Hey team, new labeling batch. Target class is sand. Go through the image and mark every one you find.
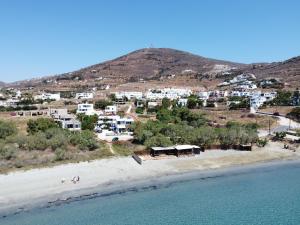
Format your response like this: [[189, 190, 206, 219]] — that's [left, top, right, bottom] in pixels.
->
[[0, 142, 299, 215]]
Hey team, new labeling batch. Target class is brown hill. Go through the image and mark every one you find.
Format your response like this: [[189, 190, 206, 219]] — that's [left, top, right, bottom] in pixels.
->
[[244, 56, 300, 85], [6, 48, 300, 88], [64, 48, 243, 81]]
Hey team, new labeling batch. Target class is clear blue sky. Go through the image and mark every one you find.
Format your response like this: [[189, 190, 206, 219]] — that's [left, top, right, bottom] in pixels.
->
[[0, 0, 300, 82]]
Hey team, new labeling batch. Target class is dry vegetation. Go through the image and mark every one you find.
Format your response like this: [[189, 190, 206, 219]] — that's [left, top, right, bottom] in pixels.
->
[[195, 108, 278, 129]]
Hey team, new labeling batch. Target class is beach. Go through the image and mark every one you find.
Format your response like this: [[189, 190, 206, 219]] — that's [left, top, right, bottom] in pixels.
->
[[0, 142, 299, 216]]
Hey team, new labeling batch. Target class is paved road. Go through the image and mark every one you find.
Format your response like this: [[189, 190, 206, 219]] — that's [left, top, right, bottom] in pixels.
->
[[256, 111, 300, 136]]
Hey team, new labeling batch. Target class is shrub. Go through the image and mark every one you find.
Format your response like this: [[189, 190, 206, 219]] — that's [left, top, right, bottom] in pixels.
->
[[5, 134, 28, 149], [77, 114, 98, 130], [0, 120, 17, 139], [257, 138, 268, 147], [144, 134, 172, 148], [94, 100, 112, 110], [54, 148, 66, 161], [0, 144, 18, 160], [274, 132, 286, 141], [27, 132, 48, 151], [27, 118, 58, 134], [69, 130, 99, 151], [135, 107, 144, 114]]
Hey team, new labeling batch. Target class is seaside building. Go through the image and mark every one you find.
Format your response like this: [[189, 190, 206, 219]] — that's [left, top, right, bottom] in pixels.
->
[[150, 145, 201, 157]]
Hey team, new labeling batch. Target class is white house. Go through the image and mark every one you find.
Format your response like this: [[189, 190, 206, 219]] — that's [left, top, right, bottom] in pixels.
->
[[105, 105, 117, 115], [115, 91, 143, 100], [146, 88, 192, 100], [76, 103, 95, 115], [75, 92, 94, 99], [177, 98, 188, 107], [198, 91, 209, 100], [57, 114, 81, 131], [34, 93, 60, 101], [95, 115, 134, 134]]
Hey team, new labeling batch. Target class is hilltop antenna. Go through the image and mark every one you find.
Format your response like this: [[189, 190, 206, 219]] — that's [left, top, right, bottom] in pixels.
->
[[149, 44, 154, 48]]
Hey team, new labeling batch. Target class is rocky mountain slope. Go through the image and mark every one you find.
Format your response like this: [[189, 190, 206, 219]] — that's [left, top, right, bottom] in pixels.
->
[[6, 48, 300, 88]]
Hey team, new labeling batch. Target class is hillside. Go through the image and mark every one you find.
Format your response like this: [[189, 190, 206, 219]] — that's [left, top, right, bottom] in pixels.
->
[[6, 48, 300, 88], [63, 48, 243, 81], [244, 56, 300, 85]]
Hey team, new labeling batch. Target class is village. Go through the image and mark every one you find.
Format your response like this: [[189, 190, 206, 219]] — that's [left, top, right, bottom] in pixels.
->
[[0, 71, 300, 169]]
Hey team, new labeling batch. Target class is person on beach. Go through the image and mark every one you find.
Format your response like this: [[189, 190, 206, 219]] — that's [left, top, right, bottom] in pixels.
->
[[72, 176, 77, 184]]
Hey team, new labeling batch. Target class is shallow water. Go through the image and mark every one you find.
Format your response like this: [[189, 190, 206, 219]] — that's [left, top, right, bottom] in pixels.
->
[[2, 162, 300, 225]]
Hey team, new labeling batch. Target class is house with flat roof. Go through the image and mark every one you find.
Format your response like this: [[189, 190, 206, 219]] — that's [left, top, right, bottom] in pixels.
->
[[150, 145, 201, 157], [95, 115, 134, 134], [76, 103, 95, 115], [75, 92, 94, 99], [105, 105, 117, 115]]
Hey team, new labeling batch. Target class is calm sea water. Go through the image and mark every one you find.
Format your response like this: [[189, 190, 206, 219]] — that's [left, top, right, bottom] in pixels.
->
[[2, 162, 300, 225]]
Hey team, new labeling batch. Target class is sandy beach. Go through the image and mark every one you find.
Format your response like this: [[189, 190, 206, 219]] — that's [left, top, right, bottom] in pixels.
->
[[0, 142, 299, 215]]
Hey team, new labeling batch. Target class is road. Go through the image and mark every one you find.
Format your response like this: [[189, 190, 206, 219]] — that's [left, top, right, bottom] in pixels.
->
[[256, 111, 300, 136]]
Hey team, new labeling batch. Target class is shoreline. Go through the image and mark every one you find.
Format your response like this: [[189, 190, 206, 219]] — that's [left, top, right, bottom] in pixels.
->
[[1, 153, 300, 218]]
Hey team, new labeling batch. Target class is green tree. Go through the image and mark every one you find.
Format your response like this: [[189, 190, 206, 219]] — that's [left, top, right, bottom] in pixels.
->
[[161, 98, 171, 109], [77, 114, 98, 130], [144, 134, 172, 148], [94, 100, 112, 110]]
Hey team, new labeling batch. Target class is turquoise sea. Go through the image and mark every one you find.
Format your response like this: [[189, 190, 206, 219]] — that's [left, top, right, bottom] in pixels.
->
[[1, 162, 300, 225]]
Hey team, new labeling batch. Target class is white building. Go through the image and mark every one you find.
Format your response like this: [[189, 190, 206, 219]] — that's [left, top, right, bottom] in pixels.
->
[[58, 114, 81, 131], [95, 115, 134, 134], [75, 92, 94, 99], [198, 91, 209, 100], [115, 91, 143, 100], [105, 105, 117, 115], [250, 91, 277, 112], [177, 98, 188, 107], [15, 90, 22, 98], [76, 103, 95, 115], [146, 88, 192, 100], [34, 93, 60, 101]]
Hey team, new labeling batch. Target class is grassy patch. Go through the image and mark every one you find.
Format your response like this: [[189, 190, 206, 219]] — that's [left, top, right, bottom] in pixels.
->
[[112, 142, 145, 156]]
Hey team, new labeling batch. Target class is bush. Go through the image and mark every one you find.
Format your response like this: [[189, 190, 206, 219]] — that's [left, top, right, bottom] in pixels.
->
[[77, 114, 98, 130], [135, 107, 144, 114], [27, 118, 58, 134], [274, 132, 286, 141], [94, 100, 112, 110], [48, 133, 68, 150], [0, 120, 17, 139], [5, 134, 28, 149], [0, 144, 18, 160], [27, 132, 48, 151], [69, 130, 99, 151], [144, 134, 173, 148], [257, 138, 268, 147], [54, 148, 66, 161]]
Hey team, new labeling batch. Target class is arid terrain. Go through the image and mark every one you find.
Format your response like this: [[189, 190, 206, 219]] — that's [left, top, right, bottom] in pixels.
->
[[2, 48, 300, 90]]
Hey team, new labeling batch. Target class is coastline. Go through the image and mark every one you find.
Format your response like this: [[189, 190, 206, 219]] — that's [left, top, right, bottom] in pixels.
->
[[0, 145, 299, 217]]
